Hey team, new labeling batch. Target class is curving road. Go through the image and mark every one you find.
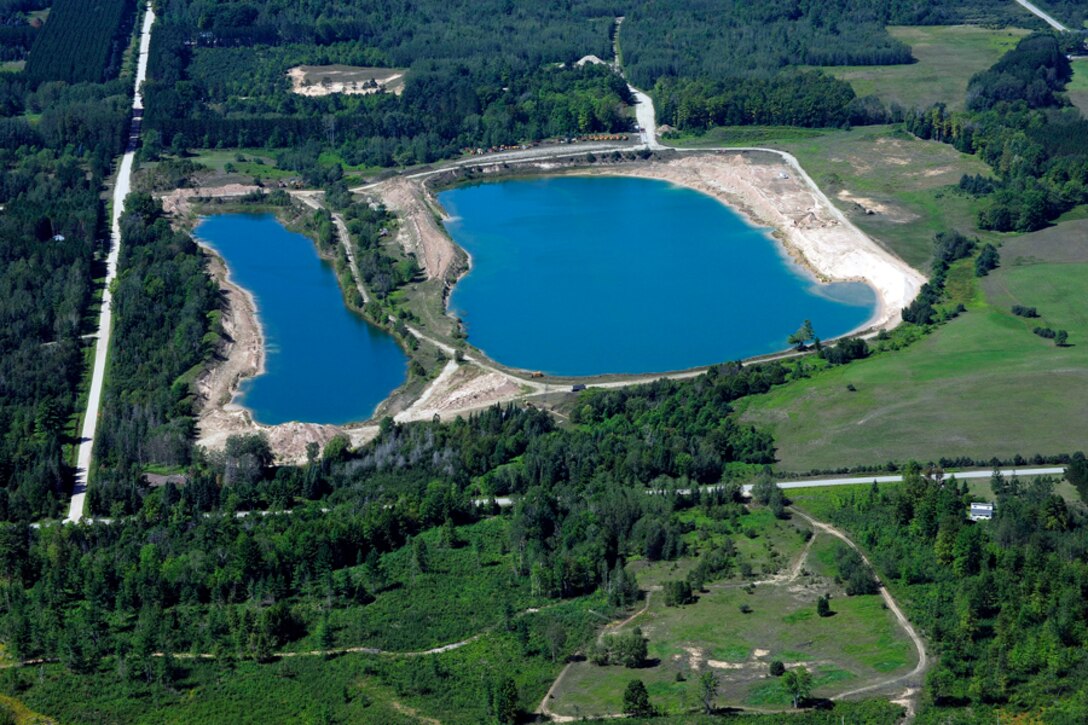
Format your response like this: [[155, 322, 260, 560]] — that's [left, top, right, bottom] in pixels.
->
[[67, 5, 156, 523], [1014, 0, 1068, 31]]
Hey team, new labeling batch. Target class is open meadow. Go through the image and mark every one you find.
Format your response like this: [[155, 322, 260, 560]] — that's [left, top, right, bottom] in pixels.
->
[[1068, 58, 1088, 115], [811, 26, 1029, 112], [738, 221, 1088, 471]]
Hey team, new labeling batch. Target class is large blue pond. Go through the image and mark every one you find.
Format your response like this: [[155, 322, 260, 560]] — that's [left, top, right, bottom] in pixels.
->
[[196, 214, 407, 425], [441, 176, 876, 376]]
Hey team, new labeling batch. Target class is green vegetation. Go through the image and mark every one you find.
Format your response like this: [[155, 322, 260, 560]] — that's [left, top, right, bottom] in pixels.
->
[[799, 465, 1088, 721], [907, 33, 1088, 232], [551, 515, 914, 717], [89, 194, 219, 515], [24, 0, 136, 85], [813, 25, 1030, 112], [740, 240, 1088, 470], [1067, 59, 1088, 115]]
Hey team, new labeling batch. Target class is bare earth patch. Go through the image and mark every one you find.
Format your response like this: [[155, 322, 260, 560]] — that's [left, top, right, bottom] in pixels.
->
[[836, 190, 919, 224], [287, 65, 406, 97], [160, 184, 261, 217]]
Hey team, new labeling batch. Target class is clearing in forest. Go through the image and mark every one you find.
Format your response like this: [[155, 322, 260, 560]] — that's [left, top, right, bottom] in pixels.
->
[[813, 25, 1030, 112], [549, 508, 916, 717], [739, 221, 1088, 472], [287, 64, 407, 96], [1067, 58, 1088, 116]]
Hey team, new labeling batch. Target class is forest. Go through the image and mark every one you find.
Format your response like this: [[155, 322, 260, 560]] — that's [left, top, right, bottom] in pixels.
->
[[23, 0, 136, 85], [905, 33, 1088, 232], [815, 467, 1088, 722], [89, 194, 219, 516], [138, 0, 1054, 162], [0, 2, 138, 522]]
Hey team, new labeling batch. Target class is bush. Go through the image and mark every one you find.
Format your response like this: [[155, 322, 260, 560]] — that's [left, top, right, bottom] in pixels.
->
[[1012, 305, 1039, 318], [664, 580, 695, 607], [770, 660, 786, 676]]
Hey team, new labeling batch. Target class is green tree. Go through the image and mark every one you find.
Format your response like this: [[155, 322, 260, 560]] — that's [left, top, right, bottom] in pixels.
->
[[1067, 452, 1088, 503], [698, 670, 719, 713], [413, 537, 430, 574], [494, 677, 519, 725], [816, 594, 832, 617], [623, 679, 654, 717], [787, 319, 815, 350], [783, 667, 813, 708], [1055, 330, 1068, 346]]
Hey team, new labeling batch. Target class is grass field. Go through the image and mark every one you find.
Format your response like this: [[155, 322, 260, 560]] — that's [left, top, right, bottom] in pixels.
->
[[811, 26, 1029, 112], [1067, 58, 1088, 115], [550, 511, 915, 718], [739, 221, 1088, 471]]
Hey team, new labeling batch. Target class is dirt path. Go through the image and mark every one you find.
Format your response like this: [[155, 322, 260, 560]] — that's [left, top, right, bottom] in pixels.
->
[[537, 592, 654, 721], [789, 507, 928, 716], [539, 507, 925, 721]]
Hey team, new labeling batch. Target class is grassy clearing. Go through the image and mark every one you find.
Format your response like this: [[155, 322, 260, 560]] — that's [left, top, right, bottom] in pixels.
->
[[0, 693, 53, 725], [772, 125, 998, 270], [0, 61, 25, 73], [1066, 58, 1088, 117], [632, 505, 809, 589], [738, 229, 1088, 471], [811, 26, 1029, 112], [551, 550, 914, 717]]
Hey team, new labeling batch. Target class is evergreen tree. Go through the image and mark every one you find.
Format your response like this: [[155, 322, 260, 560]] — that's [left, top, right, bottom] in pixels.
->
[[623, 679, 654, 717]]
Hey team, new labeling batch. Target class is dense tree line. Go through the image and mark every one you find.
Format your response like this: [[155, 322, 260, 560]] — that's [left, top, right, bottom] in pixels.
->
[[0, 347, 788, 669], [653, 72, 876, 131], [823, 466, 1088, 720], [24, 0, 136, 85], [907, 34, 1088, 232], [140, 0, 1052, 161], [0, 3, 137, 522], [90, 194, 219, 514]]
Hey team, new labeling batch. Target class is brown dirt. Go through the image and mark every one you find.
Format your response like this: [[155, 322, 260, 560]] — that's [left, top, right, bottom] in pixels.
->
[[160, 184, 261, 217], [287, 65, 406, 97]]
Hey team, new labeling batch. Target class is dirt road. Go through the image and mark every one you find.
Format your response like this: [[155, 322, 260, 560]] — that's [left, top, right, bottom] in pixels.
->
[[67, 5, 156, 523]]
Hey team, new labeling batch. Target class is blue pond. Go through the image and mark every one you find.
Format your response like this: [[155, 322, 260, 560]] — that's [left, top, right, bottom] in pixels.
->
[[196, 214, 407, 425], [441, 176, 876, 376]]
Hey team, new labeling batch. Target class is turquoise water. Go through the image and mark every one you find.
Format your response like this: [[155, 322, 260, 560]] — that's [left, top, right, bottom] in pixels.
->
[[196, 214, 407, 425], [441, 176, 876, 376]]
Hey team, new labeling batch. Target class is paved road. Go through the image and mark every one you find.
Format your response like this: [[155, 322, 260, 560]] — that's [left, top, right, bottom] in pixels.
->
[[1015, 0, 1068, 31], [67, 6, 156, 523], [484, 467, 1066, 507]]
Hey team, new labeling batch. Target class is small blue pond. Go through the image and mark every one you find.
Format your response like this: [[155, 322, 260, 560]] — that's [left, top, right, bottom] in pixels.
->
[[441, 176, 876, 376], [196, 213, 407, 425]]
